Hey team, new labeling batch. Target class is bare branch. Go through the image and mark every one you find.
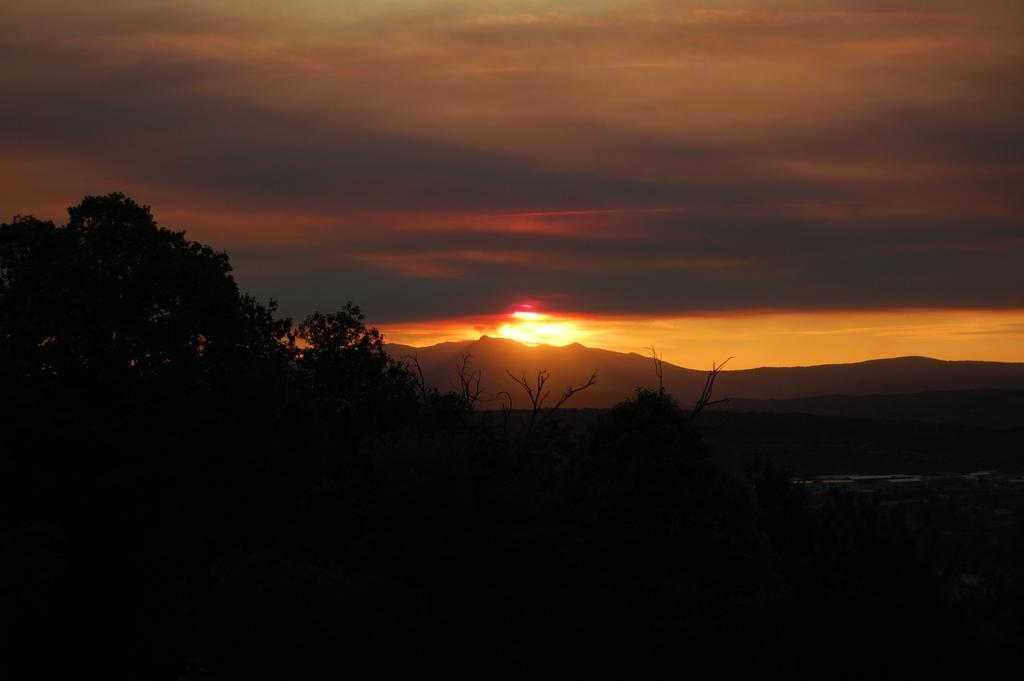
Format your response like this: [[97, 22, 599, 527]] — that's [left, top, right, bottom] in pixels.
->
[[453, 352, 484, 410], [403, 353, 430, 404], [506, 368, 544, 433], [506, 367, 598, 436], [648, 345, 664, 395], [494, 390, 513, 428], [505, 369, 538, 408], [538, 370, 598, 426], [691, 356, 733, 421]]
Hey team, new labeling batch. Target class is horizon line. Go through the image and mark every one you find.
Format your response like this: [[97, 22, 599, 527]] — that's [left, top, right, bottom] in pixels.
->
[[382, 335, 1023, 372]]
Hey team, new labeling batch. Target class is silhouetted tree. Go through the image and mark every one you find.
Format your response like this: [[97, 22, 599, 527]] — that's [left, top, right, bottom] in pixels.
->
[[566, 388, 777, 675], [0, 194, 257, 394], [292, 305, 418, 433], [1, 193, 296, 680]]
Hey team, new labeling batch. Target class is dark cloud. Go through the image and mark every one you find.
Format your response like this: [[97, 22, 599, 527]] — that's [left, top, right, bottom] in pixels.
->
[[1, 0, 1021, 322]]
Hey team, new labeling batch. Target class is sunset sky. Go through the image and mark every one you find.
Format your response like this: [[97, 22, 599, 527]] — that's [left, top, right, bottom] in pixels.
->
[[2, 1, 1022, 368]]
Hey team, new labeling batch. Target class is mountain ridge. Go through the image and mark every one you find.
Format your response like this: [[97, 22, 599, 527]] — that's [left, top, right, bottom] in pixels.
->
[[385, 336, 1024, 409]]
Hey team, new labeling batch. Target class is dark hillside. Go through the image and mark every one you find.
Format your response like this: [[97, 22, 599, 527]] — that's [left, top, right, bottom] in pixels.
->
[[388, 339, 1024, 407]]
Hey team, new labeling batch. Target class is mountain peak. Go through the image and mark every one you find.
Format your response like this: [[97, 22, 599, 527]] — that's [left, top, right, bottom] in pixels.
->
[[473, 335, 589, 351], [475, 334, 519, 345], [384, 340, 1024, 407]]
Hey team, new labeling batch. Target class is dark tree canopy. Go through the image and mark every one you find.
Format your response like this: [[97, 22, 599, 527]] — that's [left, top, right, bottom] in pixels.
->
[[292, 305, 419, 430], [0, 193, 254, 391]]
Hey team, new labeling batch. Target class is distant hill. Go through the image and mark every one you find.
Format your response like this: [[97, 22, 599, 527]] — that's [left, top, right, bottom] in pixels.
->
[[385, 336, 1024, 410], [711, 390, 1024, 430]]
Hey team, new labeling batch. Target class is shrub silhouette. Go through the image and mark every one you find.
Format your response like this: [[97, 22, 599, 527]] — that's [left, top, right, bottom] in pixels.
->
[[565, 389, 777, 675]]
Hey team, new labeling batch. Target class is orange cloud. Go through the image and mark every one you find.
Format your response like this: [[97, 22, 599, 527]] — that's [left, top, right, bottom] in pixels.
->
[[2, 1, 1022, 331]]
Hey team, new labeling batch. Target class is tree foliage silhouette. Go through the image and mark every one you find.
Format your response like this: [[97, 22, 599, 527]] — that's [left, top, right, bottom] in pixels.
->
[[291, 305, 418, 431], [0, 193, 263, 394]]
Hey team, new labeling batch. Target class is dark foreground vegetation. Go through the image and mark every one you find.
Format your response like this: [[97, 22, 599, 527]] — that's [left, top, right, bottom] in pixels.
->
[[3, 194, 1023, 679]]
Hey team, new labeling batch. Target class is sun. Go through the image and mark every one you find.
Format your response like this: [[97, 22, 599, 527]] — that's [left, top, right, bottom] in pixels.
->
[[495, 306, 587, 346]]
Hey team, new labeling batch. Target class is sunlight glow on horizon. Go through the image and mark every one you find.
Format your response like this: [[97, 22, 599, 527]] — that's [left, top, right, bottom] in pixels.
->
[[494, 307, 590, 347], [381, 308, 1024, 370]]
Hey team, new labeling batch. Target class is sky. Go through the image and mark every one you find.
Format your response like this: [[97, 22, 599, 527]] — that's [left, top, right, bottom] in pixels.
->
[[1, 1, 1022, 368]]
